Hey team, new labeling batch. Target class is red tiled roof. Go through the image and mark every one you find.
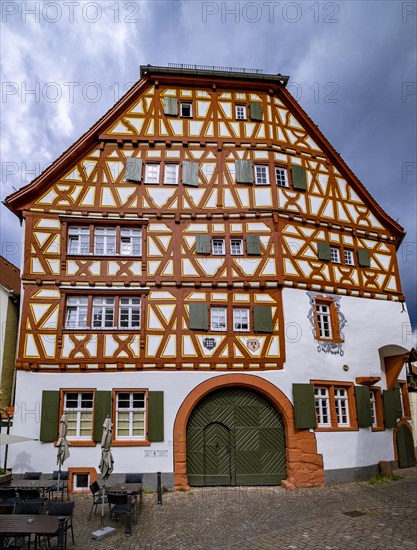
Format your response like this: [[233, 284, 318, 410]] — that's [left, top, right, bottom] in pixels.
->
[[0, 256, 21, 295]]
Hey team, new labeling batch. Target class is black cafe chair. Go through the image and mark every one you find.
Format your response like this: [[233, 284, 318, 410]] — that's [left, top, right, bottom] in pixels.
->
[[107, 492, 137, 523], [49, 471, 70, 501], [47, 501, 75, 547], [88, 481, 108, 519], [23, 472, 42, 480], [0, 487, 18, 513]]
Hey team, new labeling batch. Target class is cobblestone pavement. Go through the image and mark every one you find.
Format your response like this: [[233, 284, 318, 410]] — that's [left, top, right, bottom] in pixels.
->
[[19, 467, 417, 549]]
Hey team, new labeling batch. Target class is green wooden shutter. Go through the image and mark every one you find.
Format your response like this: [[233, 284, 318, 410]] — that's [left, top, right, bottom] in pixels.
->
[[195, 234, 210, 255], [253, 306, 273, 333], [291, 165, 307, 190], [249, 102, 263, 121], [163, 97, 178, 116], [396, 424, 416, 468], [357, 248, 371, 267], [317, 242, 331, 261], [383, 388, 402, 428], [189, 303, 208, 331], [355, 386, 372, 428], [125, 158, 142, 182], [93, 391, 112, 442], [246, 234, 261, 255], [182, 161, 199, 187], [148, 391, 164, 442], [40, 390, 60, 442], [293, 384, 316, 429], [235, 160, 254, 184]]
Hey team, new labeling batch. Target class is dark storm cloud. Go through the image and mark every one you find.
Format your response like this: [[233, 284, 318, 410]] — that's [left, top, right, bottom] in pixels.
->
[[1, 0, 416, 333]]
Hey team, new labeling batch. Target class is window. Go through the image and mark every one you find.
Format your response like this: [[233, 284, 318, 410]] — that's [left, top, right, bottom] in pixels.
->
[[212, 238, 225, 255], [64, 391, 93, 439], [163, 164, 179, 185], [115, 392, 146, 440], [233, 308, 249, 331], [92, 297, 115, 328], [68, 226, 90, 255], [314, 387, 330, 427], [211, 307, 227, 331], [230, 238, 243, 256], [145, 164, 160, 184], [330, 247, 340, 263], [369, 388, 384, 429], [236, 105, 246, 120], [180, 102, 192, 117], [255, 165, 269, 185], [398, 380, 411, 419], [94, 227, 116, 255], [275, 167, 288, 187], [120, 228, 142, 256], [344, 249, 355, 266], [314, 383, 355, 429], [65, 297, 88, 328], [119, 298, 141, 329], [315, 302, 332, 339]]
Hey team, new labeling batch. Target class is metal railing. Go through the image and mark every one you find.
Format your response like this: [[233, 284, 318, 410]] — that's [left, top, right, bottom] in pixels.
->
[[168, 63, 263, 74]]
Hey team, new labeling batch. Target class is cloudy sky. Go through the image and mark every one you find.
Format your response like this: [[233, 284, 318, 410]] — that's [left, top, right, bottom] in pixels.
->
[[1, 0, 416, 330]]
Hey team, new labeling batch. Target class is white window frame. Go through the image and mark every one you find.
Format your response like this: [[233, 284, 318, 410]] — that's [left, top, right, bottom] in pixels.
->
[[370, 391, 377, 428], [230, 238, 243, 256], [344, 249, 355, 266], [330, 246, 341, 263], [64, 391, 94, 440], [120, 228, 142, 256], [68, 226, 90, 255], [255, 165, 269, 185], [94, 227, 116, 255], [315, 303, 332, 339], [233, 308, 250, 332], [235, 105, 247, 120], [212, 238, 226, 256], [92, 297, 115, 329], [180, 102, 192, 118], [119, 297, 141, 329], [65, 296, 88, 329], [163, 164, 179, 185], [211, 307, 227, 331], [115, 392, 146, 440], [334, 387, 350, 426], [314, 387, 331, 427], [145, 163, 160, 184], [275, 167, 288, 187]]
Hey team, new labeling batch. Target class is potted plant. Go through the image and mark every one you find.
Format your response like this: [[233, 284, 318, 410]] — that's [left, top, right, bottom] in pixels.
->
[[0, 467, 12, 484]]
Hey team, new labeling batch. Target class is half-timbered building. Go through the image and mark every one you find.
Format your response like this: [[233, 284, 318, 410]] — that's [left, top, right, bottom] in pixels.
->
[[5, 65, 415, 490]]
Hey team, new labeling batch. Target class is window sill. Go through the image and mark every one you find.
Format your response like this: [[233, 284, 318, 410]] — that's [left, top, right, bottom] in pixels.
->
[[315, 426, 358, 432], [315, 337, 344, 344], [371, 426, 385, 432], [112, 439, 150, 447], [64, 327, 140, 332], [65, 440, 96, 447]]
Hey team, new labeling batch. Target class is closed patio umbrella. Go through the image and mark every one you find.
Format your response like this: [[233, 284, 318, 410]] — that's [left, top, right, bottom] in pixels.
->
[[55, 414, 70, 495], [98, 416, 114, 525]]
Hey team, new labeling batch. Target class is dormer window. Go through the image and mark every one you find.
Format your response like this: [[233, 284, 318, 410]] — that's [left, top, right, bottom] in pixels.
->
[[180, 102, 192, 118]]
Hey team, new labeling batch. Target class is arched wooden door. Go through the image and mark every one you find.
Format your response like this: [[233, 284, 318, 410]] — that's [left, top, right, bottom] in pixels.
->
[[186, 387, 286, 486]]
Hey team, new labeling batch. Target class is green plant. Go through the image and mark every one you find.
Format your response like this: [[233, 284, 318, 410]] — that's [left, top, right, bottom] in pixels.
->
[[366, 474, 402, 486]]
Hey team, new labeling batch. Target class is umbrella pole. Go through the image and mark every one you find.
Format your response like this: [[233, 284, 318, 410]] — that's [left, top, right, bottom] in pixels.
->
[[57, 464, 61, 501], [101, 481, 105, 529]]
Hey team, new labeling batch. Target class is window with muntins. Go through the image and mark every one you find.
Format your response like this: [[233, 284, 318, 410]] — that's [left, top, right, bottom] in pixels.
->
[[230, 238, 243, 256], [68, 227, 90, 254], [115, 392, 146, 440], [119, 298, 141, 329], [92, 297, 115, 328], [94, 227, 116, 255], [255, 165, 269, 185], [120, 228, 142, 256], [163, 164, 179, 185], [211, 307, 227, 331], [330, 247, 340, 263], [314, 387, 331, 427], [233, 308, 250, 331], [145, 164, 160, 184], [315, 302, 332, 339], [64, 391, 93, 439], [236, 105, 247, 120], [344, 249, 355, 266], [275, 167, 288, 187], [334, 388, 350, 426], [212, 238, 226, 255], [314, 383, 354, 429], [65, 297, 88, 328]]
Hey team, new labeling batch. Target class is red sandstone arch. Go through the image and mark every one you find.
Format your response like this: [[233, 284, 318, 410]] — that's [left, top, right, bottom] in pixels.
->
[[173, 374, 324, 489]]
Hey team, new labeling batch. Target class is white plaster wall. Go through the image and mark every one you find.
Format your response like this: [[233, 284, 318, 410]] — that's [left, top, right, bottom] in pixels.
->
[[6, 289, 413, 475]]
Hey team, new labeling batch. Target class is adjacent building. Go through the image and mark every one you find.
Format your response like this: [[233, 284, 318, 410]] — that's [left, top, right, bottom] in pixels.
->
[[4, 65, 415, 489]]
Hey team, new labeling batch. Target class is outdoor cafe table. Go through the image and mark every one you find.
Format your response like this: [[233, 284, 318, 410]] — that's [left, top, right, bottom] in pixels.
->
[[0, 514, 66, 549], [7, 479, 58, 491], [107, 482, 142, 495]]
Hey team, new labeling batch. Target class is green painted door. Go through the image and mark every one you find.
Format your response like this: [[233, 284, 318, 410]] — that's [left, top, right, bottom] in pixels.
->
[[397, 424, 416, 468], [186, 388, 286, 486]]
